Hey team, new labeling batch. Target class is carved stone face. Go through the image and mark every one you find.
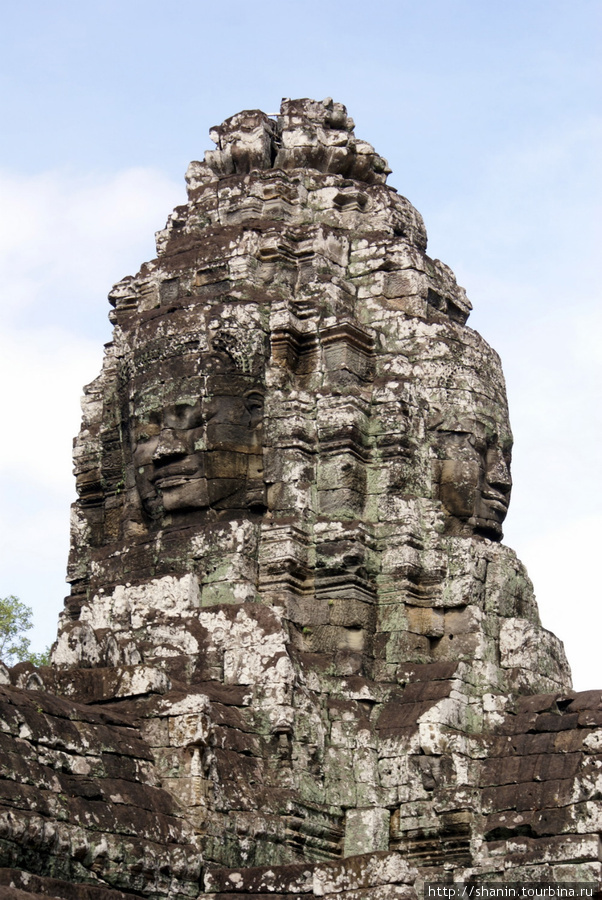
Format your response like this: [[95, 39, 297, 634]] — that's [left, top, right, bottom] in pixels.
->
[[133, 398, 208, 515], [431, 416, 512, 539], [131, 380, 265, 520]]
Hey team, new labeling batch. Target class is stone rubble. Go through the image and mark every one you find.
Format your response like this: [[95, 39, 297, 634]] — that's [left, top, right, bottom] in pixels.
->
[[0, 98, 599, 898]]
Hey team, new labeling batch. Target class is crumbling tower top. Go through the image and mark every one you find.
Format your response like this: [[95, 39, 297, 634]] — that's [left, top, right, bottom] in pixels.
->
[[202, 97, 392, 184]]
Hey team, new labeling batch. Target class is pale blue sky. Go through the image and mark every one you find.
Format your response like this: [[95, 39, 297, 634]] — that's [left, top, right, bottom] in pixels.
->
[[1, 0, 600, 686]]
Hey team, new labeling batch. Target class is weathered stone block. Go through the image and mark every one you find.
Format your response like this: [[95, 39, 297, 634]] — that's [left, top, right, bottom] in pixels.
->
[[406, 607, 444, 637], [329, 598, 374, 629], [287, 596, 331, 626]]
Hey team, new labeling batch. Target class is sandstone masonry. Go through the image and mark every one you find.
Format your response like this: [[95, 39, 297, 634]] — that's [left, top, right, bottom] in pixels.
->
[[0, 99, 598, 899]]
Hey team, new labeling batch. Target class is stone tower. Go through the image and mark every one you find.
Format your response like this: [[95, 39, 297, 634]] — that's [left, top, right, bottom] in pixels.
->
[[1, 100, 600, 899], [56, 98, 568, 700]]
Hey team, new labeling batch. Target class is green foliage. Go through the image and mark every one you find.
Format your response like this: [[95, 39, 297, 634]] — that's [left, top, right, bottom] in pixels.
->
[[0, 595, 50, 667], [26, 648, 51, 667]]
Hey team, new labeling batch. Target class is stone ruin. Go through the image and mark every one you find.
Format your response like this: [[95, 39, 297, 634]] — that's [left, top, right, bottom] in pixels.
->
[[1, 98, 601, 900]]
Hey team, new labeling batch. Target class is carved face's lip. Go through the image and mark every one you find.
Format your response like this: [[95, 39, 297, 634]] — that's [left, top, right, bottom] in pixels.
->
[[483, 490, 508, 505], [150, 464, 200, 489], [481, 491, 509, 515], [153, 474, 191, 490]]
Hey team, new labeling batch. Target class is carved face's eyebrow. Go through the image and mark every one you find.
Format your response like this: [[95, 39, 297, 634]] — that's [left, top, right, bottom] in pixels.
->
[[437, 428, 472, 435]]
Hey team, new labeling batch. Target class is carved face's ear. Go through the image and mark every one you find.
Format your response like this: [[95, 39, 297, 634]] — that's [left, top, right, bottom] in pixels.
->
[[244, 390, 264, 426], [435, 459, 481, 519]]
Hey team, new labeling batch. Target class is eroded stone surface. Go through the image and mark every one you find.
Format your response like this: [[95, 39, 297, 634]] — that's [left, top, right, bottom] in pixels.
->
[[0, 684, 201, 897], [0, 98, 597, 897]]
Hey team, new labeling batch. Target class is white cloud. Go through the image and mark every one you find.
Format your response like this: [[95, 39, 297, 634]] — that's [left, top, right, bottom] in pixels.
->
[[0, 165, 184, 327], [0, 165, 183, 652], [0, 501, 71, 652], [0, 325, 100, 491], [502, 302, 602, 693], [515, 515, 602, 692]]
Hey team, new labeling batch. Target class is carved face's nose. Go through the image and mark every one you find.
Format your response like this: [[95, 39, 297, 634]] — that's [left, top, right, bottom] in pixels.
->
[[153, 429, 187, 462], [486, 448, 512, 492]]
